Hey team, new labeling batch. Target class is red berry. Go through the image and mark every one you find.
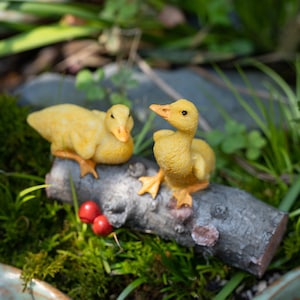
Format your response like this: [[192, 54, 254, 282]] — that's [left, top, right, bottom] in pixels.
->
[[92, 215, 113, 236], [78, 201, 101, 224]]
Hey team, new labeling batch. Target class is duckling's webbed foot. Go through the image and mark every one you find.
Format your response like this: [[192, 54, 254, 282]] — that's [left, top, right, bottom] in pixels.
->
[[53, 150, 99, 179], [173, 189, 192, 208], [138, 169, 164, 199], [173, 180, 209, 208]]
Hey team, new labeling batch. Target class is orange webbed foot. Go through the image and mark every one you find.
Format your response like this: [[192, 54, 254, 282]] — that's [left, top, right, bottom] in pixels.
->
[[173, 189, 193, 208], [78, 158, 98, 178], [53, 150, 99, 179], [173, 180, 209, 208], [138, 169, 164, 198]]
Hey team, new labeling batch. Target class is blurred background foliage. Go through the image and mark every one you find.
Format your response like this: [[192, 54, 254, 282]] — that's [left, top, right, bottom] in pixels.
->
[[0, 0, 299, 64]]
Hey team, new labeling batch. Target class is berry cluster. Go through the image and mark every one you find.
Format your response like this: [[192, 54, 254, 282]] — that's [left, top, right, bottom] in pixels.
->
[[78, 201, 113, 236]]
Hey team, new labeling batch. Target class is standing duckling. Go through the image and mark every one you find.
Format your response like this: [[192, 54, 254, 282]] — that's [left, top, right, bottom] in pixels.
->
[[138, 99, 215, 208], [27, 103, 134, 178]]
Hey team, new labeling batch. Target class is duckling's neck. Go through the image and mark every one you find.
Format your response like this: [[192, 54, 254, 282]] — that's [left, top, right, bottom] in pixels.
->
[[169, 130, 195, 157], [157, 130, 194, 176], [175, 129, 195, 142]]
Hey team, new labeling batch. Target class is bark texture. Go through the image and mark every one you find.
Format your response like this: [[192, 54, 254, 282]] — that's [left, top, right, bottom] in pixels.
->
[[46, 157, 288, 277]]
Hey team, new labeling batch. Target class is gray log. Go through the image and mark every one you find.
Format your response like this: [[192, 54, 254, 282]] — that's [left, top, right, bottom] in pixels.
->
[[45, 157, 288, 277]]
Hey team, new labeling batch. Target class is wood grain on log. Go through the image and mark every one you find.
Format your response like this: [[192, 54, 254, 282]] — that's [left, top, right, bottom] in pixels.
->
[[45, 157, 288, 277]]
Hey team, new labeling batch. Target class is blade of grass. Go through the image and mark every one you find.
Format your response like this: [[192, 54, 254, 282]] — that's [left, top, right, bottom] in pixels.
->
[[117, 277, 147, 300], [213, 272, 246, 300], [249, 158, 283, 179], [0, 170, 45, 183], [251, 60, 299, 120], [0, 25, 99, 57], [0, 182, 13, 202], [4, 1, 101, 21], [17, 183, 50, 209], [279, 175, 300, 212], [236, 64, 270, 124], [289, 208, 300, 218], [133, 112, 155, 155], [69, 175, 80, 223], [18, 184, 50, 200], [214, 65, 268, 135], [279, 147, 294, 174], [198, 84, 233, 123], [235, 64, 288, 149], [296, 56, 300, 100], [0, 20, 36, 32], [233, 65, 288, 169]]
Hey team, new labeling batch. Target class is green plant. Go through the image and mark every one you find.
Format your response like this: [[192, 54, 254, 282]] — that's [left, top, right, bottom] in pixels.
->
[[75, 66, 138, 107], [111, 233, 228, 299], [0, 0, 298, 63], [233, 0, 300, 53], [0, 0, 147, 57], [0, 1, 101, 56], [176, 0, 253, 56], [0, 183, 48, 217], [205, 119, 266, 169], [75, 68, 106, 101], [0, 171, 116, 298], [283, 214, 300, 260], [100, 0, 141, 26], [207, 61, 300, 189]]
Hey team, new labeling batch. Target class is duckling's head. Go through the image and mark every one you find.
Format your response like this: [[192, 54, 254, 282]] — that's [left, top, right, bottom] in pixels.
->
[[105, 104, 134, 142], [150, 99, 199, 133]]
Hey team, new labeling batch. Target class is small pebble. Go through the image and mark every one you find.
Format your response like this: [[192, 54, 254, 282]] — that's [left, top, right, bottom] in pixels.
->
[[256, 280, 267, 294], [127, 162, 146, 178]]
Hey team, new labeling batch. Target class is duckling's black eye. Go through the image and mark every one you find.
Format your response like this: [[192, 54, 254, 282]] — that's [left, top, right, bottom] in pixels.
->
[[181, 110, 188, 116], [110, 113, 115, 119]]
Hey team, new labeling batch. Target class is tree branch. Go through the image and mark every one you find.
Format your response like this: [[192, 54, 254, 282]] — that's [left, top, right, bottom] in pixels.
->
[[45, 157, 288, 277]]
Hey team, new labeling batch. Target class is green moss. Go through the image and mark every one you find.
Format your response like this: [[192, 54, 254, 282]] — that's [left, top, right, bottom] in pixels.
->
[[0, 94, 50, 176]]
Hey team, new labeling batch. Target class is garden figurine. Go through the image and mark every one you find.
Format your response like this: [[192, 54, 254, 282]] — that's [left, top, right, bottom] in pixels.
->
[[138, 99, 215, 208], [27, 103, 134, 178]]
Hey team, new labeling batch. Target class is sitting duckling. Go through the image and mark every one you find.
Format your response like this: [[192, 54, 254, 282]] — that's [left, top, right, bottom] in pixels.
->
[[27, 103, 134, 178], [138, 99, 215, 208]]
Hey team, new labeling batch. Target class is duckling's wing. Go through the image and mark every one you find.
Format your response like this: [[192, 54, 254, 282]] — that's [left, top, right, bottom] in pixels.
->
[[28, 104, 104, 157], [67, 131, 98, 159], [64, 110, 106, 158], [191, 138, 215, 180], [27, 104, 78, 140], [92, 110, 106, 122], [27, 104, 93, 138], [153, 129, 174, 142]]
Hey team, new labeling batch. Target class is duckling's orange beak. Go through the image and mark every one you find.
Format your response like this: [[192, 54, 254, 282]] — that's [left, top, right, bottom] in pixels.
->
[[115, 126, 130, 142], [149, 104, 171, 120]]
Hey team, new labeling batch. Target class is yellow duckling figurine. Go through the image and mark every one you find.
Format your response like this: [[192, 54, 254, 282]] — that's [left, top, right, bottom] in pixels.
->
[[27, 103, 134, 178], [138, 99, 215, 208]]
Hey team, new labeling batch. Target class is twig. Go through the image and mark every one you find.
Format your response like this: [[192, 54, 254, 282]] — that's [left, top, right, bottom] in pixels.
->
[[234, 156, 292, 184], [133, 53, 212, 132], [190, 66, 288, 104], [55, 41, 102, 71]]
